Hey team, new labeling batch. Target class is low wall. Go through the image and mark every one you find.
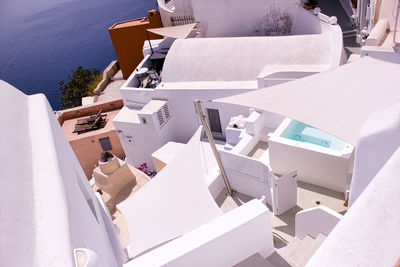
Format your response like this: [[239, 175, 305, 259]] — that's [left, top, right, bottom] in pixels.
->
[[268, 119, 353, 193], [56, 99, 124, 125], [126, 199, 274, 266], [93, 60, 120, 97], [295, 206, 343, 239]]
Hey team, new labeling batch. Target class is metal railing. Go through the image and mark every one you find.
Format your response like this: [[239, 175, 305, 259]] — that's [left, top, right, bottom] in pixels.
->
[[170, 15, 196, 26]]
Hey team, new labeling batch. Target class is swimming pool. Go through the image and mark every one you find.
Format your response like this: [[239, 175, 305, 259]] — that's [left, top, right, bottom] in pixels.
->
[[268, 118, 354, 193], [281, 120, 346, 151]]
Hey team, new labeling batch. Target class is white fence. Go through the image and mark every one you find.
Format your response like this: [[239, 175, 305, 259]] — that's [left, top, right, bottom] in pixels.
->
[[218, 149, 274, 204]]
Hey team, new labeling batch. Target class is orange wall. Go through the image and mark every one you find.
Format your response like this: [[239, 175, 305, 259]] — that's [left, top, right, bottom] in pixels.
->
[[69, 129, 125, 179], [108, 10, 163, 79], [58, 99, 126, 179]]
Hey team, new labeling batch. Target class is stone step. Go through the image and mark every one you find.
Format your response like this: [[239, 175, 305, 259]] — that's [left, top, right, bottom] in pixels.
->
[[288, 234, 326, 267], [235, 233, 326, 266], [234, 251, 291, 267]]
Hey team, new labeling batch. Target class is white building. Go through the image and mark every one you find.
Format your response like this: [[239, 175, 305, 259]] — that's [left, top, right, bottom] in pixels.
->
[[3, 50, 400, 265], [114, 1, 346, 170], [3, 0, 400, 266]]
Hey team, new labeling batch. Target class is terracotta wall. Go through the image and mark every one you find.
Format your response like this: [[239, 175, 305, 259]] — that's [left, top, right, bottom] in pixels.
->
[[57, 99, 125, 179], [108, 10, 163, 79], [69, 129, 125, 179]]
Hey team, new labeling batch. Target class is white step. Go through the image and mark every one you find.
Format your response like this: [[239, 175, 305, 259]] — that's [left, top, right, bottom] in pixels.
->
[[234, 251, 291, 267], [236, 233, 326, 266], [288, 234, 326, 267]]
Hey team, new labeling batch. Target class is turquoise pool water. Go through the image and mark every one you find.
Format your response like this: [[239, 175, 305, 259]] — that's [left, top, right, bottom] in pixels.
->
[[281, 120, 346, 151]]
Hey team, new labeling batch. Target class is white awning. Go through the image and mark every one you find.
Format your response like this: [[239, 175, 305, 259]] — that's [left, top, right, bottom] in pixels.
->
[[214, 56, 400, 145], [118, 126, 222, 257], [147, 23, 197, 39]]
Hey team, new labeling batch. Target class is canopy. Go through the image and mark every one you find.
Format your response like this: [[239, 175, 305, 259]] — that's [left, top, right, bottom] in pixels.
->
[[147, 23, 197, 39], [215, 56, 400, 145], [118, 126, 222, 257]]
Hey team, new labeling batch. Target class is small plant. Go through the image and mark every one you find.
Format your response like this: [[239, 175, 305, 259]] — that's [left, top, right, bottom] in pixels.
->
[[87, 73, 103, 96], [138, 163, 155, 177]]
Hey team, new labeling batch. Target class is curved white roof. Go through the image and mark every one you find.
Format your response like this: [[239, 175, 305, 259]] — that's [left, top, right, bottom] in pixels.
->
[[162, 35, 337, 83]]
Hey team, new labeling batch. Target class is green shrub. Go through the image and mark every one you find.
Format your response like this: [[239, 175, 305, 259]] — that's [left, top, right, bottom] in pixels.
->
[[59, 66, 101, 109], [87, 73, 103, 96]]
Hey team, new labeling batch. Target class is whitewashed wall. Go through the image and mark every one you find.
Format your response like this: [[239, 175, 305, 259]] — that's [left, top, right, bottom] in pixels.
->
[[349, 102, 400, 206], [0, 81, 124, 266], [295, 206, 343, 239], [308, 146, 400, 266], [125, 199, 274, 266], [193, 0, 301, 37], [115, 87, 253, 169]]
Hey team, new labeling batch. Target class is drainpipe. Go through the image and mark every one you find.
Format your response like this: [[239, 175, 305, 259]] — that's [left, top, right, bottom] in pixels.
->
[[194, 100, 233, 196], [145, 30, 154, 55]]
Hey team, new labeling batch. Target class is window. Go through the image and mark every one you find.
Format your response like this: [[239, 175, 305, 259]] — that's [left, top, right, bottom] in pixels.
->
[[207, 108, 222, 133], [99, 137, 112, 151]]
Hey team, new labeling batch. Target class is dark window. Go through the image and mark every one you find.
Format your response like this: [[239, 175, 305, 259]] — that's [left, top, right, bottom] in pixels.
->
[[207, 108, 222, 133], [99, 137, 112, 151]]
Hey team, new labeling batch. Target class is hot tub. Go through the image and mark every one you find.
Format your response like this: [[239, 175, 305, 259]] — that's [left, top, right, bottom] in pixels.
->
[[268, 118, 354, 193]]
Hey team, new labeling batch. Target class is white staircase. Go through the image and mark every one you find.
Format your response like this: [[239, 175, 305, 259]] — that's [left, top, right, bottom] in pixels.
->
[[235, 233, 326, 267], [280, 233, 327, 267]]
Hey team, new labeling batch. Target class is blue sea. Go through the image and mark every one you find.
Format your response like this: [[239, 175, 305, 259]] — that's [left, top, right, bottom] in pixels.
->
[[0, 0, 157, 110]]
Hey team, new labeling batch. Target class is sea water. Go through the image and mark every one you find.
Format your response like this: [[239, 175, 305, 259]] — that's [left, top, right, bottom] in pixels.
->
[[0, 0, 157, 110]]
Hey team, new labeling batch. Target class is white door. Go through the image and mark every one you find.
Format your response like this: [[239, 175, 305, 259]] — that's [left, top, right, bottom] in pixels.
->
[[272, 170, 297, 216]]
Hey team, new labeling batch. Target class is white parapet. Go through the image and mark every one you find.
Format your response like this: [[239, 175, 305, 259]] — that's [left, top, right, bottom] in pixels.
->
[[1, 81, 124, 266], [124, 199, 274, 267], [295, 206, 343, 239]]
